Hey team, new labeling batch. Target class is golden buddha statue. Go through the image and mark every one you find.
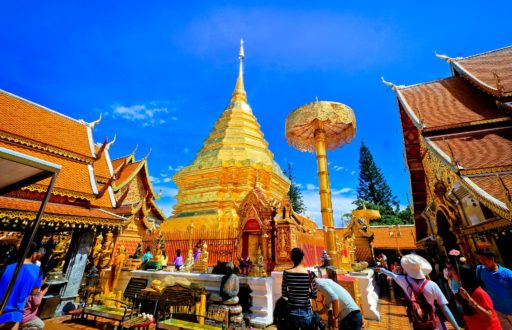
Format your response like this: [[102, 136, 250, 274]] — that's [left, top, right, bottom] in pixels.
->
[[249, 245, 267, 277], [192, 242, 209, 273], [49, 235, 69, 273], [90, 233, 103, 268], [105, 245, 126, 294], [99, 232, 114, 270], [181, 249, 195, 272]]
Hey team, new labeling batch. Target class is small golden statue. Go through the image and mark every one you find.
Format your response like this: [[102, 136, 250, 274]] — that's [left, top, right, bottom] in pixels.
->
[[181, 249, 195, 272], [249, 245, 267, 277], [99, 232, 114, 270], [192, 242, 209, 273], [90, 233, 104, 268]]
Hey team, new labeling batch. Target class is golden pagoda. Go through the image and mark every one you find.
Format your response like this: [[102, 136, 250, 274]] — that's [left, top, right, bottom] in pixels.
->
[[162, 40, 290, 232]]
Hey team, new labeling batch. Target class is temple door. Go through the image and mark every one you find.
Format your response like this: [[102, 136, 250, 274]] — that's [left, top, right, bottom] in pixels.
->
[[436, 211, 460, 255], [241, 219, 261, 262]]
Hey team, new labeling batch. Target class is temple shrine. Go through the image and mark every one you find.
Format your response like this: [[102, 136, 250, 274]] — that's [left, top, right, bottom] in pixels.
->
[[387, 45, 512, 267], [160, 41, 320, 270], [0, 89, 164, 315]]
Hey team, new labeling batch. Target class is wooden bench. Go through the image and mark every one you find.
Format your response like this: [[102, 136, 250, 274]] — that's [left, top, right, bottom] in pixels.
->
[[82, 277, 149, 327], [155, 284, 207, 329]]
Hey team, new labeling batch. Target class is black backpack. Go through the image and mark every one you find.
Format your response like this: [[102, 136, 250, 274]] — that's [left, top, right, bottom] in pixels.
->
[[405, 276, 438, 330]]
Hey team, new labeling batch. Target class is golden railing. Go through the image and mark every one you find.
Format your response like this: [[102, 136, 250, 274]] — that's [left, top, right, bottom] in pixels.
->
[[142, 228, 239, 267]]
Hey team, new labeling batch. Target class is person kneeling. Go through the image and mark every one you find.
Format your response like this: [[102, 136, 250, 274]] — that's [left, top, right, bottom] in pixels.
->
[[21, 278, 49, 330]]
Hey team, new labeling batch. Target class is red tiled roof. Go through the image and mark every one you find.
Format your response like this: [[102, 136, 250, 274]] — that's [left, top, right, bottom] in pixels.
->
[[430, 128, 512, 171], [398, 77, 504, 130], [112, 155, 132, 170], [335, 226, 416, 250], [467, 173, 512, 206], [0, 141, 95, 197], [0, 90, 94, 158], [115, 161, 143, 189], [452, 46, 512, 97], [93, 145, 112, 179], [0, 196, 124, 222]]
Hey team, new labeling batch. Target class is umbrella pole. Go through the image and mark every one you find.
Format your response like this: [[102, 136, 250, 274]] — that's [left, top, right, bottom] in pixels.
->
[[314, 129, 338, 267]]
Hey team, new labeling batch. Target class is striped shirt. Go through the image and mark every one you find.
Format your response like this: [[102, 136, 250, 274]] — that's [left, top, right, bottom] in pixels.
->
[[282, 270, 317, 309]]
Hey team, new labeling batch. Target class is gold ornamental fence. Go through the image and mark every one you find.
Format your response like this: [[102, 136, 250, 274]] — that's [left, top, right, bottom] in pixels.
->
[[142, 228, 239, 267]]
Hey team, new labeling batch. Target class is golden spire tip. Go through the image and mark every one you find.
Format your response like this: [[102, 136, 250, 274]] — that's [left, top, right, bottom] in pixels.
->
[[239, 39, 244, 61]]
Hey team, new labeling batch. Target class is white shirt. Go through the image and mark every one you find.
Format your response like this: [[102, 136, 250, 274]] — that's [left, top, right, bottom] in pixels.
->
[[315, 278, 360, 320], [393, 275, 448, 307]]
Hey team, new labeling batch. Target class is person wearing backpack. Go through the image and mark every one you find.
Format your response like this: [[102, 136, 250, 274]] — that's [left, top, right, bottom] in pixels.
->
[[377, 254, 461, 330], [475, 249, 512, 330]]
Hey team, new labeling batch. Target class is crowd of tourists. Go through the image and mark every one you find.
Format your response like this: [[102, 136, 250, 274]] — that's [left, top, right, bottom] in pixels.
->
[[377, 249, 511, 330], [278, 247, 511, 330]]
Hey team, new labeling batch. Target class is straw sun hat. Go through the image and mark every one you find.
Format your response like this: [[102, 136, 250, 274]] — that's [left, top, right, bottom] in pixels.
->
[[400, 254, 432, 280]]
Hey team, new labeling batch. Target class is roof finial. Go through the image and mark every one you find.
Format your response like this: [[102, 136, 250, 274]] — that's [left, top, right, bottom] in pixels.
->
[[230, 39, 247, 103], [381, 76, 404, 91]]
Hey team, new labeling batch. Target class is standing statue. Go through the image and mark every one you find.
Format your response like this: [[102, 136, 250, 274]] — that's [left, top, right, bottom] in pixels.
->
[[99, 232, 114, 270], [90, 233, 104, 268], [105, 245, 126, 294]]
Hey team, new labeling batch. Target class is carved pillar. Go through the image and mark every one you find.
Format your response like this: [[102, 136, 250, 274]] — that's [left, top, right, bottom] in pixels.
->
[[56, 230, 94, 315], [274, 222, 294, 270]]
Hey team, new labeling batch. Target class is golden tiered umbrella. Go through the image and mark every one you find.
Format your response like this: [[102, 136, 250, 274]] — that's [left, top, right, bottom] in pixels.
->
[[285, 100, 356, 265]]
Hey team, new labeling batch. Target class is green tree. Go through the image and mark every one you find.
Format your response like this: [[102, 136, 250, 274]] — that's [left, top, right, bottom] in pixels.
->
[[284, 163, 306, 214], [354, 141, 413, 226], [356, 140, 399, 213], [352, 200, 413, 226]]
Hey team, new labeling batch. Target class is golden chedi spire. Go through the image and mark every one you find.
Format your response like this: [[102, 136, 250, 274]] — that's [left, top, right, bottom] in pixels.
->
[[162, 41, 290, 231], [230, 39, 247, 103]]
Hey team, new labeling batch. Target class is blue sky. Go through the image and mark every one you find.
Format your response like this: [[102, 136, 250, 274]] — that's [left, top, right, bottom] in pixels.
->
[[1, 2, 510, 226]]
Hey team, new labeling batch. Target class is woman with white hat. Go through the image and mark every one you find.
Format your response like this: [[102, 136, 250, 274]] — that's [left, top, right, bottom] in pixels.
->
[[377, 254, 461, 330]]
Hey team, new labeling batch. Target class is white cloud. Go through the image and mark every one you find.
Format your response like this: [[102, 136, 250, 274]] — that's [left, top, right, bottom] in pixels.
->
[[333, 165, 344, 172], [154, 185, 178, 198], [149, 175, 161, 184], [301, 189, 356, 227], [350, 171, 356, 176], [112, 103, 169, 127], [174, 165, 184, 172], [306, 183, 318, 191], [171, 116, 178, 121], [332, 187, 352, 195], [154, 197, 176, 218], [168, 165, 174, 171], [163, 177, 172, 183], [182, 148, 189, 153]]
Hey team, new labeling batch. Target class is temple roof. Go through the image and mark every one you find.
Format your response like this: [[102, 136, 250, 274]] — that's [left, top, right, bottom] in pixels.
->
[[451, 46, 512, 97], [0, 140, 96, 199], [0, 196, 126, 226], [335, 225, 416, 250], [394, 45, 512, 224], [428, 127, 512, 172], [397, 77, 509, 131], [93, 144, 114, 179], [0, 90, 95, 159]]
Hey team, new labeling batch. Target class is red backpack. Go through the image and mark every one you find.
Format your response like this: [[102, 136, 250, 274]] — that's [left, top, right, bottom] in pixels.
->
[[405, 276, 439, 330]]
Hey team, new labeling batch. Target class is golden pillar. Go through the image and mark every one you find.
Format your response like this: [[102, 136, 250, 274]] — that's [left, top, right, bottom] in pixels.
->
[[285, 101, 356, 268], [314, 129, 337, 263]]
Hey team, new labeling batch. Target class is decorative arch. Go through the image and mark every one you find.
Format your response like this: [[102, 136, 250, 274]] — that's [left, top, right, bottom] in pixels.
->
[[436, 210, 459, 254]]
